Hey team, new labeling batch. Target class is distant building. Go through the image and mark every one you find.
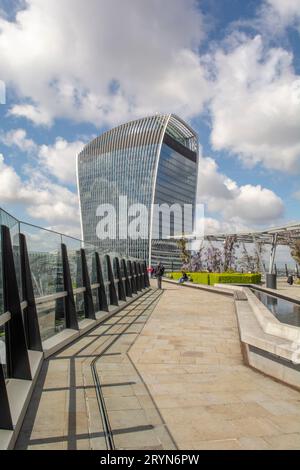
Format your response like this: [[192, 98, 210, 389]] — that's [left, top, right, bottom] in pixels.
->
[[77, 114, 199, 269]]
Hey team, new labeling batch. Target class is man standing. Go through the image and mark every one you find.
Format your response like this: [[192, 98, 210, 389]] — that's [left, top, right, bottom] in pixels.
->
[[155, 262, 165, 289]]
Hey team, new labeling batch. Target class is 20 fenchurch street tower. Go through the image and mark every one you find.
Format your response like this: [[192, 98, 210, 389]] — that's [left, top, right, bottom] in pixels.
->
[[77, 114, 199, 269]]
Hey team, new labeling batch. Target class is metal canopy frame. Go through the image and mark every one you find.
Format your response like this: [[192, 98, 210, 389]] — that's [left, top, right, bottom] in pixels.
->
[[202, 222, 300, 246], [171, 222, 300, 275]]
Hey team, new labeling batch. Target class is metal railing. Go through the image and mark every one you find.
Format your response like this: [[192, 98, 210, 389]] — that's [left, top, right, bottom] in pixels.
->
[[0, 207, 150, 431]]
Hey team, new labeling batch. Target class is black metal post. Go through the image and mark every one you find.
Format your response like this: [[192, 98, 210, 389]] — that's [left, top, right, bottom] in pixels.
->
[[1, 225, 31, 380], [0, 364, 13, 430], [106, 255, 118, 306], [81, 249, 96, 320], [128, 260, 137, 294], [138, 263, 145, 289], [114, 257, 126, 302], [133, 261, 141, 291], [61, 243, 79, 330], [95, 253, 108, 312], [143, 261, 150, 288], [19, 233, 42, 352], [122, 259, 132, 297]]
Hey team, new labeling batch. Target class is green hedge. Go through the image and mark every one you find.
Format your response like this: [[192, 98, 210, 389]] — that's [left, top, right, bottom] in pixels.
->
[[209, 273, 261, 285], [167, 272, 261, 285], [166, 272, 209, 284]]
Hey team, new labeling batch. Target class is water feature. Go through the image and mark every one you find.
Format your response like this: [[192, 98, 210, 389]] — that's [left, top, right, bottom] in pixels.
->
[[252, 289, 300, 327]]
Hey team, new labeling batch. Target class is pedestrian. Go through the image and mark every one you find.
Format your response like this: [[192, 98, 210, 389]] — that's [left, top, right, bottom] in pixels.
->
[[155, 262, 165, 289], [178, 271, 188, 284], [287, 274, 294, 286]]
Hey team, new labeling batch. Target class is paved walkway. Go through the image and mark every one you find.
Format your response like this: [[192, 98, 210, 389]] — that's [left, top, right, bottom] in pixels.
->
[[15, 283, 300, 450], [15, 290, 175, 450], [129, 283, 300, 450], [270, 279, 300, 301]]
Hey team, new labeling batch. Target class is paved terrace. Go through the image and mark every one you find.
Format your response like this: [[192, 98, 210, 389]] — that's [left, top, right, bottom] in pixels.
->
[[270, 279, 300, 302], [16, 283, 300, 450]]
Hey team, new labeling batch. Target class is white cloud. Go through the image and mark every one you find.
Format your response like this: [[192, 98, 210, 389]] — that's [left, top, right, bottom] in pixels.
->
[[0, 153, 23, 202], [196, 154, 284, 228], [9, 104, 52, 126], [0, 128, 85, 184], [0, 128, 36, 151], [0, 0, 210, 127], [222, 184, 284, 224], [199, 216, 251, 236], [261, 0, 300, 34], [39, 137, 84, 184], [210, 35, 300, 173], [0, 153, 80, 231]]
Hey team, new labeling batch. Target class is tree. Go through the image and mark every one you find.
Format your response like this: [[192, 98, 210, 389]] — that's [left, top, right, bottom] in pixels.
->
[[253, 241, 265, 273], [291, 240, 300, 265], [182, 245, 204, 272], [177, 237, 191, 265], [204, 245, 223, 272], [223, 235, 237, 272]]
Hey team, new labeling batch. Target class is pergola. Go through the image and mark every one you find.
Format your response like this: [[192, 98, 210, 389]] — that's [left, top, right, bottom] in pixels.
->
[[175, 222, 300, 274]]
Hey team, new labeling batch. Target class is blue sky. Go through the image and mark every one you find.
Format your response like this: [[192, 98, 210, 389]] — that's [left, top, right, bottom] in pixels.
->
[[0, 0, 299, 238]]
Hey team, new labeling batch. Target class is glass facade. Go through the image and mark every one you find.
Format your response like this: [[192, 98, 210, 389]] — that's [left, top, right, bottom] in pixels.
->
[[77, 114, 199, 270], [151, 141, 197, 268]]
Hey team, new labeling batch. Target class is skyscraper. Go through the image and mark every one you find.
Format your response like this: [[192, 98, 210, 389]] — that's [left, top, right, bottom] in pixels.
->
[[77, 114, 199, 269]]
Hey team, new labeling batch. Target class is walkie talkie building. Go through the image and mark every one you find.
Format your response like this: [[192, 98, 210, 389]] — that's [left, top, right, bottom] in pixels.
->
[[77, 114, 199, 269]]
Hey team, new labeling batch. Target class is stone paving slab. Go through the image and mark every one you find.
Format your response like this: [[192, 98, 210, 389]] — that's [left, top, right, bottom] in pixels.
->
[[15, 290, 175, 451], [129, 283, 300, 450]]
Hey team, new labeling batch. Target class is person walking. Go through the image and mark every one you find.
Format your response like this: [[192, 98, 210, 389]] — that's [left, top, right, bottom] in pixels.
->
[[155, 262, 165, 289]]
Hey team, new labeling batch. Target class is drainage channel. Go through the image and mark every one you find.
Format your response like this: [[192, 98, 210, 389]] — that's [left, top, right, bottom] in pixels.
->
[[90, 289, 163, 450]]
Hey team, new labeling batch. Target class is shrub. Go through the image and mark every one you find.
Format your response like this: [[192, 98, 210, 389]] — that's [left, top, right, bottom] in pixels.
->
[[167, 272, 261, 285], [188, 273, 210, 284], [209, 272, 261, 285]]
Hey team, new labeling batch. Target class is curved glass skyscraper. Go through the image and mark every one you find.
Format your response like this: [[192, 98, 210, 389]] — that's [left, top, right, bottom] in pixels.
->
[[77, 114, 199, 269]]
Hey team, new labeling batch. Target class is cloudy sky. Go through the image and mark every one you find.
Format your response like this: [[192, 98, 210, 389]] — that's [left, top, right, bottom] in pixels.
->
[[0, 0, 299, 238]]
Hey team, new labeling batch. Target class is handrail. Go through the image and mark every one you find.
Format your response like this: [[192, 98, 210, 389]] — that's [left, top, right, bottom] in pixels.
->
[[73, 287, 86, 294], [0, 311, 11, 327], [91, 283, 100, 289], [35, 291, 68, 304]]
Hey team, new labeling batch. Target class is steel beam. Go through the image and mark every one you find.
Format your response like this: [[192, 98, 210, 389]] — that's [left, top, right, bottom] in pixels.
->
[[0, 364, 13, 430], [81, 249, 96, 320], [1, 225, 31, 380], [122, 259, 132, 298], [114, 257, 126, 302], [133, 261, 140, 291], [61, 243, 78, 330], [138, 263, 145, 289], [143, 261, 150, 288], [19, 233, 42, 352], [269, 233, 278, 274], [106, 255, 118, 306], [95, 253, 108, 312], [128, 260, 137, 294]]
